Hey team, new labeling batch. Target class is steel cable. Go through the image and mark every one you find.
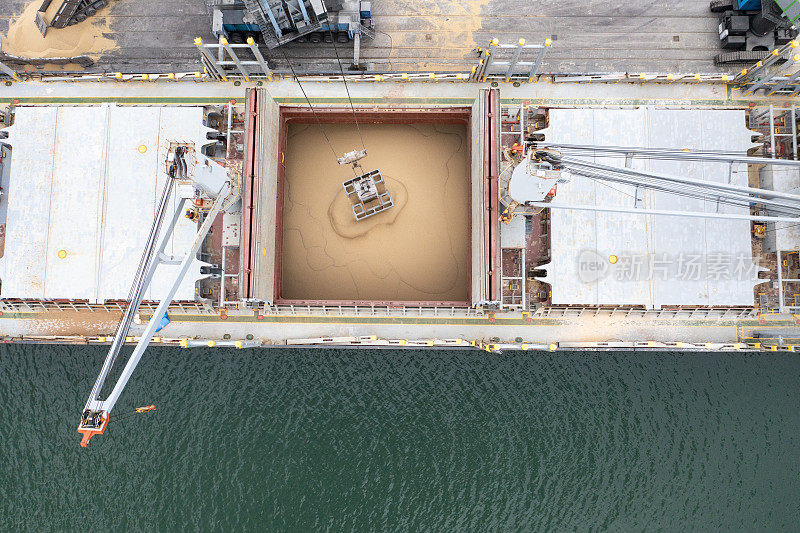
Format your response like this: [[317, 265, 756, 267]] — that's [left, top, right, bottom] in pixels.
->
[[277, 46, 339, 159], [326, 26, 366, 151], [88, 171, 176, 405]]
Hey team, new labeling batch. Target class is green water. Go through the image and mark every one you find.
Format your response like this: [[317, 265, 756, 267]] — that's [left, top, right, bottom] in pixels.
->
[[2, 345, 799, 530]]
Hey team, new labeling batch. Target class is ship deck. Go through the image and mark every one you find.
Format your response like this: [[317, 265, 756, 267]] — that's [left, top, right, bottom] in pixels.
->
[[0, 78, 798, 349]]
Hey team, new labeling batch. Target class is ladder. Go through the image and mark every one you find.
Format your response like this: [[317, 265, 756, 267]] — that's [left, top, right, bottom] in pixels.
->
[[244, 0, 325, 48]]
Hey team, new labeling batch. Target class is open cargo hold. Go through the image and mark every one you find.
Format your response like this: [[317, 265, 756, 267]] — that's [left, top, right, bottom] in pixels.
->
[[241, 88, 500, 307]]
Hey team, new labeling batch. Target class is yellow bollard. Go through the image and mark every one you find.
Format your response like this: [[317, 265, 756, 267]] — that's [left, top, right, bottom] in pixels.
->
[[194, 37, 203, 46], [544, 38, 552, 47], [235, 340, 243, 349], [180, 339, 188, 348], [548, 342, 557, 352], [207, 340, 215, 347]]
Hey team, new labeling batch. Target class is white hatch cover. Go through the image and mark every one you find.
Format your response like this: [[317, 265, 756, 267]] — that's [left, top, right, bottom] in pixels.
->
[[532, 108, 762, 309], [0, 105, 217, 302]]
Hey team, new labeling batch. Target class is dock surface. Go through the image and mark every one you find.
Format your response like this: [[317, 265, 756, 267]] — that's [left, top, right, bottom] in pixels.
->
[[0, 0, 726, 75]]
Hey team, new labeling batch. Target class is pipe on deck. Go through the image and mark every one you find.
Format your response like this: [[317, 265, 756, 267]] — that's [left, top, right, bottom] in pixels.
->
[[241, 88, 259, 299]]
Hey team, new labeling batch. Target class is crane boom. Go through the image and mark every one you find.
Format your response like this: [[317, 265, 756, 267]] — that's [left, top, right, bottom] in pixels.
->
[[506, 147, 800, 223], [78, 144, 235, 447]]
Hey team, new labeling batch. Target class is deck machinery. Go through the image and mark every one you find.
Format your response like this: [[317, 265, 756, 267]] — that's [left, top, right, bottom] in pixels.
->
[[33, 0, 110, 35], [211, 0, 373, 50], [713, 0, 799, 63], [77, 143, 237, 447]]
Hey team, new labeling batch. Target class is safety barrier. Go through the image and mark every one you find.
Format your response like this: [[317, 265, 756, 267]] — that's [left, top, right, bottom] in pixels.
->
[[552, 72, 734, 84], [733, 39, 800, 95], [11, 70, 472, 84], [0, 31, 789, 89], [285, 335, 473, 347], [0, 299, 764, 321], [194, 37, 272, 81], [181, 338, 797, 353], [528, 306, 759, 319], [1, 334, 792, 353], [0, 68, 753, 87], [0, 34, 744, 88], [259, 303, 486, 318], [0, 32, 763, 87], [469, 38, 551, 83], [0, 298, 215, 315]]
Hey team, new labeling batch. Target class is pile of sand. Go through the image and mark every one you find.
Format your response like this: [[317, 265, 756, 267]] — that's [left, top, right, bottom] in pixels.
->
[[281, 123, 471, 302], [1, 0, 117, 59], [35, 309, 122, 336]]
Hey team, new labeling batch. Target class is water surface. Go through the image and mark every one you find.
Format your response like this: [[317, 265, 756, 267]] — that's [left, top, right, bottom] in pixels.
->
[[2, 345, 798, 530]]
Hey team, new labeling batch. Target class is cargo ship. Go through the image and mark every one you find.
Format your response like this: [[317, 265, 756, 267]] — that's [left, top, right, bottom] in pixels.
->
[[0, 0, 799, 444]]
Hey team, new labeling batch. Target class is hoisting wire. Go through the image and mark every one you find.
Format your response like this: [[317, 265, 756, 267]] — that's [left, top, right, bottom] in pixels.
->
[[277, 46, 338, 160], [89, 170, 177, 405], [326, 26, 366, 151]]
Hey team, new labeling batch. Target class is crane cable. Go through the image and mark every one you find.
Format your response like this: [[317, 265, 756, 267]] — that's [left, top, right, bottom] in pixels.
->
[[277, 46, 338, 160], [326, 25, 366, 151], [89, 172, 176, 403], [277, 32, 366, 177]]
